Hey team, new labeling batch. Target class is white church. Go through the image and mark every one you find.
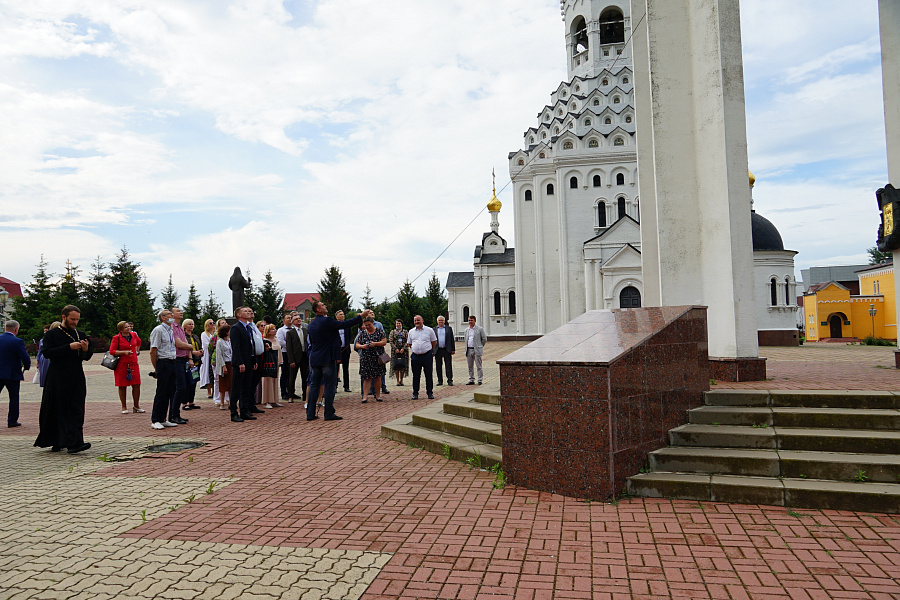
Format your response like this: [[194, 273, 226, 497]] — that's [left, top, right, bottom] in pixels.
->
[[446, 0, 799, 345]]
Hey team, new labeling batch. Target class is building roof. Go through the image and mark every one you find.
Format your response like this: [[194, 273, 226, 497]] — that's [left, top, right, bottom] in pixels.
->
[[751, 211, 785, 251], [855, 260, 893, 274], [446, 272, 475, 288], [801, 265, 870, 289], [805, 281, 849, 294], [282, 293, 319, 311], [478, 248, 516, 265], [0, 276, 22, 298]]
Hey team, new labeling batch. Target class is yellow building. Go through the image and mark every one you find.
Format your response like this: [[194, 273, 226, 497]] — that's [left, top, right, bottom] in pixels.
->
[[803, 261, 894, 341]]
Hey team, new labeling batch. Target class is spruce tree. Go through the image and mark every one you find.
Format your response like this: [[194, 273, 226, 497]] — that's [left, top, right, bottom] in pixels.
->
[[360, 284, 376, 311], [317, 265, 352, 314], [386, 280, 420, 329], [257, 270, 284, 321], [184, 283, 202, 323], [200, 290, 224, 325], [53, 260, 82, 310], [160, 274, 180, 310], [12, 256, 58, 342], [81, 257, 113, 337], [243, 269, 261, 317], [422, 272, 448, 325], [107, 247, 156, 338]]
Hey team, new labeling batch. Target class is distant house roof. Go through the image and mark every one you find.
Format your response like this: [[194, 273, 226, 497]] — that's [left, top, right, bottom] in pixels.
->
[[805, 281, 848, 294], [282, 293, 319, 311], [855, 260, 893, 274], [478, 248, 516, 265], [0, 276, 22, 298], [446, 272, 475, 288]]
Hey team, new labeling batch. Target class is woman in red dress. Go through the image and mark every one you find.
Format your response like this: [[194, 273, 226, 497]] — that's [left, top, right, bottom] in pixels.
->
[[110, 321, 143, 414]]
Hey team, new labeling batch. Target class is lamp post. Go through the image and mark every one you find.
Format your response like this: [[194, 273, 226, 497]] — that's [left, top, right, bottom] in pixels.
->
[[869, 303, 878, 338], [0, 286, 8, 328]]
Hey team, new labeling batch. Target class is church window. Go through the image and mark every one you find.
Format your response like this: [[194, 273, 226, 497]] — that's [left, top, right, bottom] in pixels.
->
[[617, 197, 626, 219], [613, 96, 621, 104], [620, 286, 641, 308], [770, 277, 778, 306], [623, 76, 629, 84], [598, 202, 607, 227], [568, 122, 573, 129], [593, 99, 600, 106], [544, 114, 550, 121], [572, 102, 577, 110], [529, 136, 534, 143], [493, 291, 501, 315], [570, 176, 578, 188], [599, 9, 625, 44], [517, 159, 525, 165], [603, 48, 610, 56], [614, 137, 624, 146], [602, 79, 609, 86], [508, 290, 516, 315], [547, 183, 554, 195], [616, 173, 625, 185], [555, 127, 560, 134], [563, 141, 573, 149], [593, 174, 601, 187], [575, 85, 580, 92], [617, 48, 622, 55], [524, 189, 532, 201], [562, 90, 568, 98], [539, 152, 545, 158], [585, 118, 591, 126], [605, 117, 612, 124], [558, 109, 563, 115], [463, 305, 470, 322], [589, 139, 599, 148], [542, 132, 547, 139], [785, 276, 792, 305], [625, 115, 632, 123]]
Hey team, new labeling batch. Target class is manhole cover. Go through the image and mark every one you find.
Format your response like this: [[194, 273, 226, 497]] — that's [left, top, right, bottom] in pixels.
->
[[144, 441, 206, 453]]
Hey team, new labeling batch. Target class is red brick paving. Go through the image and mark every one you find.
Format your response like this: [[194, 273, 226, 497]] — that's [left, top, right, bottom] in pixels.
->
[[5, 342, 900, 599]]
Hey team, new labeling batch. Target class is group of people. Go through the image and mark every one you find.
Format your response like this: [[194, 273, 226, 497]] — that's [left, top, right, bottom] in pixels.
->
[[0, 301, 490, 451]]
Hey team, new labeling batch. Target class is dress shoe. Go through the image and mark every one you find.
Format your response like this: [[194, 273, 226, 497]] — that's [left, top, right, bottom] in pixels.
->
[[448, 381, 454, 386], [67, 442, 91, 454], [478, 382, 482, 385], [231, 415, 244, 422], [306, 415, 319, 421], [290, 394, 302, 399], [412, 394, 419, 400], [50, 446, 62, 452], [436, 381, 443, 386], [427, 393, 434, 399], [344, 388, 352, 393], [170, 417, 188, 425], [323, 415, 343, 421], [250, 407, 265, 414], [382, 388, 390, 394], [241, 414, 257, 420], [7, 422, 21, 428], [466, 381, 475, 385]]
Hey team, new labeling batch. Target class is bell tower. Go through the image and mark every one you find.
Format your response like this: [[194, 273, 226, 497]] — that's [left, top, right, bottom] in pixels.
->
[[562, 0, 632, 80]]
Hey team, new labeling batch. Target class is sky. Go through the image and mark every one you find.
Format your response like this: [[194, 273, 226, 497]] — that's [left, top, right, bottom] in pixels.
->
[[0, 0, 890, 310]]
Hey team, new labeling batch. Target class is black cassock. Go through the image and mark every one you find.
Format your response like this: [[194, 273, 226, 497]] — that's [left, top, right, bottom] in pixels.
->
[[33, 326, 93, 450]]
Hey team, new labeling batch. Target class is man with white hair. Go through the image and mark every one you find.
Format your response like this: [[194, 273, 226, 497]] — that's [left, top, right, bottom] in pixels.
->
[[0, 319, 30, 428]]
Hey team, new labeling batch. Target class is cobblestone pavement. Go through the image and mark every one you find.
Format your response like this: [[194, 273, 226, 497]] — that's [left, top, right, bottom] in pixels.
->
[[2, 342, 900, 599]]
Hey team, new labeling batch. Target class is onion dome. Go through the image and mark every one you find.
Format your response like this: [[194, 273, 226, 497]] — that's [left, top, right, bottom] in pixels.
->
[[751, 212, 784, 251]]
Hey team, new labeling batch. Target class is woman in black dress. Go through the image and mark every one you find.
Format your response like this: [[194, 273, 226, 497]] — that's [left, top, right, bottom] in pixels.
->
[[355, 317, 387, 403]]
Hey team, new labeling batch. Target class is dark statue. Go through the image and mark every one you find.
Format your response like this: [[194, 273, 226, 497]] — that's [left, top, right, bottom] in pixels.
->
[[876, 184, 900, 252], [228, 267, 251, 313]]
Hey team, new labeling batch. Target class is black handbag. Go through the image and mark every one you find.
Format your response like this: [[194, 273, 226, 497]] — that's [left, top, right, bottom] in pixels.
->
[[261, 349, 278, 377], [100, 352, 119, 370]]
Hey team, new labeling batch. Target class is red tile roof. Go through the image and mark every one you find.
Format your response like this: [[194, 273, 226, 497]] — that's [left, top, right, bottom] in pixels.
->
[[0, 276, 22, 298], [282, 293, 319, 311]]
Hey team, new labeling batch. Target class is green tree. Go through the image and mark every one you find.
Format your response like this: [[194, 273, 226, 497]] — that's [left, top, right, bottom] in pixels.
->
[[868, 246, 891, 265], [184, 283, 202, 323], [107, 247, 156, 338], [160, 274, 180, 310], [421, 272, 448, 325], [386, 280, 420, 329], [360, 284, 376, 311], [200, 290, 224, 325], [374, 296, 394, 325], [53, 259, 82, 310], [317, 265, 352, 314], [81, 257, 113, 337], [256, 270, 284, 321], [12, 256, 58, 342], [243, 269, 261, 317]]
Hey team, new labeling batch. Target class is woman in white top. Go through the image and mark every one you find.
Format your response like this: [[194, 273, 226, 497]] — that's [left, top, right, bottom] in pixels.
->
[[199, 319, 215, 398], [215, 323, 233, 410]]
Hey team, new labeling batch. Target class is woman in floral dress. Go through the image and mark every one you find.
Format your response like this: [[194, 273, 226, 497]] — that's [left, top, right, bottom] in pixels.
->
[[388, 319, 408, 386]]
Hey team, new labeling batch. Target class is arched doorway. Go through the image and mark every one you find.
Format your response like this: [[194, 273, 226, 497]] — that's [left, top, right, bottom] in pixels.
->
[[829, 314, 843, 338], [620, 286, 641, 308]]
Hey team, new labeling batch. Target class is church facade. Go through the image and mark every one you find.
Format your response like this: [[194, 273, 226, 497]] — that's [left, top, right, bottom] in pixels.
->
[[447, 0, 798, 344]]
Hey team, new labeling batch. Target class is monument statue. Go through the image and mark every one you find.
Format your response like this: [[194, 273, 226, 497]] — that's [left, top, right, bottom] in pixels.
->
[[228, 267, 251, 313]]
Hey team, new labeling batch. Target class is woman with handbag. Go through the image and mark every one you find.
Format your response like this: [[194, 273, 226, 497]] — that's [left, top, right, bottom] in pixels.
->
[[261, 324, 282, 409], [109, 321, 143, 414], [199, 319, 215, 398], [215, 323, 232, 410], [388, 320, 409, 387], [181, 319, 203, 411], [356, 316, 388, 403]]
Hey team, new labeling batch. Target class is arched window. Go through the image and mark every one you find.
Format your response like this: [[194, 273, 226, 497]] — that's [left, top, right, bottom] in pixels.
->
[[593, 98, 600, 106], [614, 137, 624, 146], [602, 79, 609, 86], [563, 141, 573, 149], [613, 96, 621, 104], [784, 276, 791, 305], [575, 85, 580, 92], [558, 109, 563, 116], [623, 76, 629, 84], [592, 175, 601, 187], [617, 197, 626, 219], [600, 9, 625, 44], [517, 159, 524, 165], [462, 305, 469, 322], [770, 277, 778, 306], [542, 132, 547, 139], [571, 102, 577, 110], [529, 136, 534, 143], [588, 139, 599, 148], [539, 152, 545, 158], [604, 117, 612, 124], [616, 173, 625, 185], [570, 176, 578, 188], [620, 286, 641, 308], [555, 127, 560, 134], [508, 291, 516, 315], [568, 122, 573, 129], [547, 183, 554, 195], [584, 118, 592, 126], [493, 291, 501, 315], [562, 90, 568, 98], [625, 115, 632, 123], [524, 189, 532, 201], [597, 202, 607, 227]]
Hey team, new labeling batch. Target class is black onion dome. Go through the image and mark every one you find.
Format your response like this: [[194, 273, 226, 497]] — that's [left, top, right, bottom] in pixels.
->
[[751, 211, 784, 251]]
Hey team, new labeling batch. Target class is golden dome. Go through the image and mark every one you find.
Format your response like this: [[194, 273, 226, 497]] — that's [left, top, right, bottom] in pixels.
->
[[487, 192, 502, 212], [749, 169, 756, 187]]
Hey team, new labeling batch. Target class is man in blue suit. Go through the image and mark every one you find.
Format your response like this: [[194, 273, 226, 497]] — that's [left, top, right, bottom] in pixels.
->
[[306, 302, 371, 421], [0, 320, 31, 428]]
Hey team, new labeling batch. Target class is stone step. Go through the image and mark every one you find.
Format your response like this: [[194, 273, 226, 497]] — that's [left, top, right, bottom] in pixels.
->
[[705, 390, 900, 409], [410, 403, 502, 446], [669, 424, 900, 454], [380, 419, 501, 470], [649, 447, 900, 482], [626, 472, 900, 513], [689, 406, 900, 430], [442, 399, 502, 424], [474, 392, 501, 405]]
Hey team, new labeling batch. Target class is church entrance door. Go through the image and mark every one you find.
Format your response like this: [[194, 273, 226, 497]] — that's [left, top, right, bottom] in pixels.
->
[[829, 315, 843, 339], [620, 286, 641, 308]]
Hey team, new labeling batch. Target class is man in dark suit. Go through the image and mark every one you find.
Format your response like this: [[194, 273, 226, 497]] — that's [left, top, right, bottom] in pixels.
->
[[229, 306, 263, 422], [285, 314, 309, 403], [305, 302, 371, 421], [0, 320, 30, 428], [335, 310, 353, 393], [432, 315, 455, 386]]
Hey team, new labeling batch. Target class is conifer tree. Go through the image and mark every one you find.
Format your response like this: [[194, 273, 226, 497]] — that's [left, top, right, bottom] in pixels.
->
[[81, 257, 113, 337], [53, 260, 82, 310], [257, 270, 284, 321], [386, 280, 420, 329], [317, 265, 352, 314], [160, 274, 180, 310], [12, 255, 58, 342], [200, 290, 224, 325], [360, 284, 376, 311], [421, 272, 448, 325], [184, 283, 202, 323], [107, 247, 156, 337]]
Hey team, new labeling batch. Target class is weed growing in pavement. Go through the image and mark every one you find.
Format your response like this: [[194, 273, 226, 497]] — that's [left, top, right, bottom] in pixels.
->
[[169, 505, 177, 512], [709, 379, 717, 386], [183, 494, 196, 504], [188, 456, 194, 462], [467, 452, 483, 470], [141, 510, 147, 523], [799, 474, 807, 479], [490, 464, 506, 489], [483, 434, 490, 444], [853, 469, 868, 483], [752, 423, 770, 428], [787, 510, 806, 518], [711, 422, 719, 427], [96, 452, 113, 462], [67, 466, 74, 473], [826, 550, 833, 557], [205, 482, 217, 494], [441, 443, 451, 460]]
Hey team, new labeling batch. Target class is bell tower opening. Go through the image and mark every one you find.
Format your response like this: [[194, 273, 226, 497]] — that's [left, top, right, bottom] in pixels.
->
[[571, 16, 588, 55], [599, 9, 624, 45]]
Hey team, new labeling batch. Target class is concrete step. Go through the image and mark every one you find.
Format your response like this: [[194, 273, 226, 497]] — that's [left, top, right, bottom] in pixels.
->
[[670, 424, 900, 454], [411, 403, 502, 446], [381, 419, 501, 470], [705, 390, 899, 409], [649, 447, 900, 482], [473, 392, 501, 405], [442, 399, 502, 424], [689, 406, 900, 429], [627, 472, 900, 513]]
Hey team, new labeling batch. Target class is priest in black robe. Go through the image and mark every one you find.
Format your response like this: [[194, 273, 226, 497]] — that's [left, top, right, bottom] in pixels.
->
[[34, 305, 93, 454]]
